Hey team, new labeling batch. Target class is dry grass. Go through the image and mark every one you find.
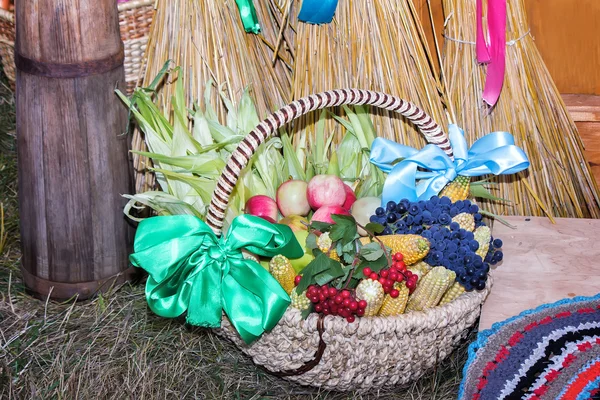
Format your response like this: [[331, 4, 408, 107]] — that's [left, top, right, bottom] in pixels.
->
[[441, 0, 600, 218], [0, 74, 472, 399], [292, 0, 450, 150], [132, 0, 296, 193]]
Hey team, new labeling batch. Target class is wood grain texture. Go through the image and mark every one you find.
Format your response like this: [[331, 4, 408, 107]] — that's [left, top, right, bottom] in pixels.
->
[[564, 94, 600, 188], [16, 0, 134, 299], [479, 216, 600, 330]]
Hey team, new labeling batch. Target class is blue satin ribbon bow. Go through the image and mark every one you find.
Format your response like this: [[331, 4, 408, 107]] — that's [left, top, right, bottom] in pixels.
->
[[370, 124, 530, 205]]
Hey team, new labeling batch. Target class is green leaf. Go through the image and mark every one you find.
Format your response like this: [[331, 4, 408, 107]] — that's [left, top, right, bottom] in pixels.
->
[[132, 151, 225, 177], [144, 60, 171, 92], [314, 259, 345, 286], [296, 253, 335, 292], [364, 222, 385, 234], [479, 209, 518, 229], [310, 221, 333, 232], [305, 233, 318, 251], [280, 132, 306, 181], [359, 242, 384, 261], [329, 214, 358, 244], [470, 184, 511, 202], [236, 87, 261, 135]]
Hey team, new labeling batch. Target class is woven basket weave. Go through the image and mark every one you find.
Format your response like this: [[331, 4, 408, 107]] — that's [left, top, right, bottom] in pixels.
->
[[203, 89, 491, 390], [0, 0, 154, 93]]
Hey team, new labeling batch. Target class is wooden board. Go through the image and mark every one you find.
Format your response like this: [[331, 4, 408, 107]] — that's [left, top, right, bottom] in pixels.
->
[[479, 216, 600, 330], [563, 94, 600, 188]]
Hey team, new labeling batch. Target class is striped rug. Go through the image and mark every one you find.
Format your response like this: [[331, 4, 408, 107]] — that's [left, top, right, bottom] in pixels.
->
[[460, 294, 600, 400]]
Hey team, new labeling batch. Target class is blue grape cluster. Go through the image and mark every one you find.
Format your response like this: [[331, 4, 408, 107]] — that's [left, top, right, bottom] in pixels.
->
[[369, 196, 503, 292]]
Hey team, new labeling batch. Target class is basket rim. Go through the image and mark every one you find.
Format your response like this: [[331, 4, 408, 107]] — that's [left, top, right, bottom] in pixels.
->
[[0, 1, 153, 21]]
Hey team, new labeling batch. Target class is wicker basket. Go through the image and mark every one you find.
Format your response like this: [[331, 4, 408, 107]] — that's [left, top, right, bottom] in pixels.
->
[[0, 0, 154, 93], [203, 89, 491, 391]]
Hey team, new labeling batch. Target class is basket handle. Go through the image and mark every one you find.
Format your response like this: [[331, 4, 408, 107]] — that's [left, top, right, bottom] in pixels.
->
[[207, 88, 452, 235]]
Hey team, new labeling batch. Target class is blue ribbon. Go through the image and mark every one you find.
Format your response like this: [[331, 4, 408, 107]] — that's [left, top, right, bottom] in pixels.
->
[[370, 124, 530, 205], [298, 0, 338, 24]]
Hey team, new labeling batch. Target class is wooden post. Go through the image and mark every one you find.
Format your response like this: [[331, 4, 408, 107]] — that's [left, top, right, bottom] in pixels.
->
[[15, 0, 135, 300]]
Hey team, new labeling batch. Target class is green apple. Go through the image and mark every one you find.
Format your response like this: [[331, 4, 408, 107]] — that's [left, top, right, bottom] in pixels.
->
[[289, 230, 314, 273]]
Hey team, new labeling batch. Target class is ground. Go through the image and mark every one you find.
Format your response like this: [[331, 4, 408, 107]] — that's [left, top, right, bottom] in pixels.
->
[[0, 71, 475, 399]]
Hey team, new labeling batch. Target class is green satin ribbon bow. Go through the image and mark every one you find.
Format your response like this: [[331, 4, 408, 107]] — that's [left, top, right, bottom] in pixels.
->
[[130, 214, 303, 344], [235, 0, 261, 34]]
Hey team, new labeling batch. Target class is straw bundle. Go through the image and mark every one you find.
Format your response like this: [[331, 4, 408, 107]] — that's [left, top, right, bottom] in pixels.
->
[[132, 0, 296, 193], [291, 0, 449, 149], [441, 0, 600, 218]]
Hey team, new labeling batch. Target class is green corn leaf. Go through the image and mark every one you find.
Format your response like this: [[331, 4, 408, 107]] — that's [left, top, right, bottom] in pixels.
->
[[470, 184, 511, 202], [342, 106, 369, 149], [354, 105, 377, 145], [132, 151, 226, 177], [237, 87, 261, 135], [123, 192, 203, 221], [203, 80, 220, 122], [280, 132, 306, 181], [152, 169, 216, 204], [191, 107, 215, 147], [326, 151, 340, 176]]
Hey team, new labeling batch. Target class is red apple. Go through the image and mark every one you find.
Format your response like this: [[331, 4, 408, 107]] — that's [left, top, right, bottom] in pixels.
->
[[311, 205, 350, 224], [245, 195, 278, 222], [276, 180, 310, 217], [306, 174, 347, 210], [342, 184, 357, 210]]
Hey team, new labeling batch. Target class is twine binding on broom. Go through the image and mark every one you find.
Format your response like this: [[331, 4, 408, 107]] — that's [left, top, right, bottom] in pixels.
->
[[442, 30, 531, 46]]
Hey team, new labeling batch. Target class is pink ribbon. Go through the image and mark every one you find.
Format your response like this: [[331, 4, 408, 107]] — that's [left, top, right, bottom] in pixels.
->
[[476, 0, 507, 106]]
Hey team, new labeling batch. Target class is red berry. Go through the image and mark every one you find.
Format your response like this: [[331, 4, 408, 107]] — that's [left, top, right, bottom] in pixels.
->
[[342, 298, 351, 307], [331, 305, 339, 314], [346, 315, 356, 323], [357, 308, 365, 316], [349, 301, 358, 311], [393, 252, 404, 262], [311, 296, 320, 303], [406, 280, 416, 290], [389, 272, 398, 282], [328, 287, 338, 298], [358, 300, 367, 309], [315, 304, 323, 312], [294, 275, 302, 286], [362, 267, 372, 276], [341, 290, 351, 298], [380, 269, 389, 278], [405, 271, 413, 278], [319, 294, 327, 302], [390, 289, 400, 298], [339, 309, 349, 318], [369, 272, 379, 280], [323, 308, 330, 315], [334, 295, 343, 304], [397, 261, 406, 270]]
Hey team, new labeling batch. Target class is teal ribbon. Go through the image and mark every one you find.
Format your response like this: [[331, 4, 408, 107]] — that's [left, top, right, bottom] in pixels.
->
[[235, 0, 261, 34], [298, 0, 339, 24], [130, 214, 303, 344], [370, 124, 530, 205]]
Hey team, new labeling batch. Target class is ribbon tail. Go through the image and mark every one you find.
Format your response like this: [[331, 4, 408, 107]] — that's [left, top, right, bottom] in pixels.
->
[[298, 0, 339, 24], [222, 260, 291, 344], [185, 261, 223, 328], [482, 0, 507, 106], [476, 0, 491, 63], [235, 0, 261, 34]]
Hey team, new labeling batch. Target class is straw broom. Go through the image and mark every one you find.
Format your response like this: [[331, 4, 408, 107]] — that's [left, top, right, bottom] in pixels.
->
[[132, 0, 296, 193], [291, 0, 450, 150], [441, 0, 600, 218]]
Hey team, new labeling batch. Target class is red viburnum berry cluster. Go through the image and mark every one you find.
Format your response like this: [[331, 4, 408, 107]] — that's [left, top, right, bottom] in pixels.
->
[[362, 252, 418, 297], [304, 284, 367, 323]]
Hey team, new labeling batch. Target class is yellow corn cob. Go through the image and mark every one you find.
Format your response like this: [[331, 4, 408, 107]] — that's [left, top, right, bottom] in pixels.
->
[[474, 225, 492, 259], [355, 279, 385, 316], [317, 232, 340, 261], [439, 282, 466, 306], [408, 261, 432, 280], [452, 212, 475, 232], [290, 288, 311, 310], [378, 283, 410, 316], [406, 267, 456, 312], [439, 175, 470, 202], [269, 255, 296, 294], [359, 235, 430, 265]]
